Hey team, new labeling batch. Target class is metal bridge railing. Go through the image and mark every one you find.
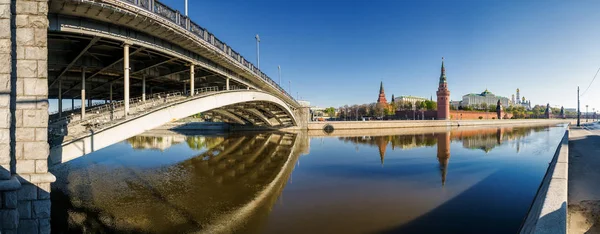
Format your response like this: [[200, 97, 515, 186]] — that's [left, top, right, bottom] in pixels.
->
[[116, 0, 297, 104], [48, 86, 222, 145]]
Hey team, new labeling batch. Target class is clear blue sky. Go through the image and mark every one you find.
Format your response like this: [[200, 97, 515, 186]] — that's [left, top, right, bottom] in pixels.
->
[[163, 0, 600, 111]]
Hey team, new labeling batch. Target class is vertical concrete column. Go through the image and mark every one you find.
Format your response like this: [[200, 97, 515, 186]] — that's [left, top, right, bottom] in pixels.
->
[[81, 68, 85, 120], [226, 77, 230, 91], [124, 44, 130, 117], [58, 79, 62, 117], [0, 1, 19, 233], [109, 83, 113, 103], [11, 0, 55, 233], [189, 65, 194, 96], [142, 76, 146, 101]]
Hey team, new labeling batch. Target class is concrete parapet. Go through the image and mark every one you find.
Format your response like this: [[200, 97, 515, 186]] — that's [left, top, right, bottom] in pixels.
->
[[519, 129, 568, 234]]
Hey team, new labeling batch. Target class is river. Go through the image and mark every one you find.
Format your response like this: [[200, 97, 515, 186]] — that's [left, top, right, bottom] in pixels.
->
[[50, 124, 567, 234]]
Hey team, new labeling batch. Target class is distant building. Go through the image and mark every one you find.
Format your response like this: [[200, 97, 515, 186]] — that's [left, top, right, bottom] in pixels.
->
[[394, 95, 429, 104], [512, 88, 532, 109], [450, 101, 461, 109], [564, 108, 577, 113], [461, 89, 509, 108]]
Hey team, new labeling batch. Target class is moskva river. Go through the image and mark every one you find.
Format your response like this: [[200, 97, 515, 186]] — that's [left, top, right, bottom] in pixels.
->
[[50, 124, 567, 234]]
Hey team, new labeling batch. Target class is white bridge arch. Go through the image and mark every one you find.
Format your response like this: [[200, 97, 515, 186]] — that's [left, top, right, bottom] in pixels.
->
[[49, 90, 298, 166]]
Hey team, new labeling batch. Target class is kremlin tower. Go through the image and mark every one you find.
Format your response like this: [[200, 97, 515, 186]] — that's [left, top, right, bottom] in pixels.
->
[[436, 58, 450, 120], [376, 81, 389, 110]]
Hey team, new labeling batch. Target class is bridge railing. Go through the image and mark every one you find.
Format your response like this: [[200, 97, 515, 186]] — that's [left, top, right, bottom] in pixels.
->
[[117, 0, 297, 104], [48, 86, 223, 145]]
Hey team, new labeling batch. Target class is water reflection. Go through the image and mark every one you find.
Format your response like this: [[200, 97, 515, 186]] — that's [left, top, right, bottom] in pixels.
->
[[338, 126, 551, 187], [51, 125, 564, 234], [51, 131, 308, 233]]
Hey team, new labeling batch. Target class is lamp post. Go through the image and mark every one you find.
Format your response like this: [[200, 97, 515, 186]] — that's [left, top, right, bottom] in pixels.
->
[[255, 34, 260, 69], [586, 105, 589, 122], [184, 0, 188, 16]]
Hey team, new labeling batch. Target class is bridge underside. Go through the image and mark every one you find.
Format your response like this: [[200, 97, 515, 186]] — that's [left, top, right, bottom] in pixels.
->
[[48, 32, 246, 102]]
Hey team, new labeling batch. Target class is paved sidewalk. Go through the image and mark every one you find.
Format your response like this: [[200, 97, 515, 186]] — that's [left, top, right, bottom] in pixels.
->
[[568, 123, 600, 234]]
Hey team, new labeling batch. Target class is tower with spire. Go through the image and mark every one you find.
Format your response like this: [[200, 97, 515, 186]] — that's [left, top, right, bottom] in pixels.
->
[[516, 88, 521, 104], [436, 57, 451, 120], [376, 81, 389, 110]]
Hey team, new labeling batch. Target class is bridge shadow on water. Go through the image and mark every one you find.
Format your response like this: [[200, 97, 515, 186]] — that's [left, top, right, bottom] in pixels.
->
[[376, 168, 541, 234]]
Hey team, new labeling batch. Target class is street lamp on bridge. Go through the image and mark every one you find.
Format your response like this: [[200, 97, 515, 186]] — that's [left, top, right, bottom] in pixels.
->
[[185, 0, 188, 16], [255, 34, 260, 69]]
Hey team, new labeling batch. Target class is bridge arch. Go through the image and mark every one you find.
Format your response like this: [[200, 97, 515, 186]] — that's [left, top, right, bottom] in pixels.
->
[[50, 90, 297, 166]]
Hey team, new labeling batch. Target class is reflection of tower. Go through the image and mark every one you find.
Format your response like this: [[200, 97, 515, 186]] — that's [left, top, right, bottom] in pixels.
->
[[436, 131, 451, 186], [496, 128, 503, 144], [516, 88, 521, 104], [436, 58, 450, 120], [375, 136, 387, 166]]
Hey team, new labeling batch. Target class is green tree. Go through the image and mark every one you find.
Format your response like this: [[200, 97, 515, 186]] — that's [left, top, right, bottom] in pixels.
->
[[325, 107, 336, 117]]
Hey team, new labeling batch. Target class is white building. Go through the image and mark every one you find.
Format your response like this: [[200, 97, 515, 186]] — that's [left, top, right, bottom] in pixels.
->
[[394, 95, 430, 104], [461, 90, 510, 108]]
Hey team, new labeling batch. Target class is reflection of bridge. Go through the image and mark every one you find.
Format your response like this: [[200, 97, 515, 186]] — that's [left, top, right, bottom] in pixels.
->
[[0, 0, 312, 232], [52, 131, 307, 233]]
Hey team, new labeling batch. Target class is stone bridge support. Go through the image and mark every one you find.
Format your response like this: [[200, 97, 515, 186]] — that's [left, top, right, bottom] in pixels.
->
[[0, 0, 53, 233]]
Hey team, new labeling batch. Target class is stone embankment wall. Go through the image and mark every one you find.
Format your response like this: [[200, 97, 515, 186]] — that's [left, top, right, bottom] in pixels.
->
[[519, 129, 568, 233], [304, 119, 568, 131], [0, 1, 54, 233], [394, 110, 513, 120]]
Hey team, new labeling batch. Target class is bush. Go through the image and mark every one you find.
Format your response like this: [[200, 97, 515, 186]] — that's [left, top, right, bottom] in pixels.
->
[[478, 116, 483, 120]]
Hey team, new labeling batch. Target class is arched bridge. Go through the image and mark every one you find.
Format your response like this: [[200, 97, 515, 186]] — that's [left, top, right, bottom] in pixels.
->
[[44, 0, 312, 164], [0, 0, 309, 233], [49, 90, 299, 166]]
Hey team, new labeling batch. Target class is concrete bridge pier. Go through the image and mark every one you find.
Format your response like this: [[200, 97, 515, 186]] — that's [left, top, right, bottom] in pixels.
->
[[124, 43, 130, 117], [57, 79, 61, 118], [142, 76, 146, 101], [0, 0, 54, 233], [189, 64, 194, 96], [80, 68, 85, 120]]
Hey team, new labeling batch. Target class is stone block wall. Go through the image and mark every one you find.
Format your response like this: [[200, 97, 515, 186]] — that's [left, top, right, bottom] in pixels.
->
[[0, 0, 53, 233]]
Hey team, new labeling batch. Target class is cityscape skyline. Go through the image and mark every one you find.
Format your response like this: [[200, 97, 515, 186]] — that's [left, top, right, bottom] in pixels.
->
[[163, 0, 600, 111]]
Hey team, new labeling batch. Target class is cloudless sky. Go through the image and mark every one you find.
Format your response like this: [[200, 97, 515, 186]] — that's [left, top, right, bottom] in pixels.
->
[[162, 0, 600, 111]]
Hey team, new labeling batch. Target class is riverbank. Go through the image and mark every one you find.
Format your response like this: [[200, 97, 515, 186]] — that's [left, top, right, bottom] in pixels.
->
[[302, 119, 571, 131]]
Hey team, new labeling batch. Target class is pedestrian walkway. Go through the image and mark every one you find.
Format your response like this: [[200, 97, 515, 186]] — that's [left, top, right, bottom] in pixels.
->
[[568, 122, 600, 234]]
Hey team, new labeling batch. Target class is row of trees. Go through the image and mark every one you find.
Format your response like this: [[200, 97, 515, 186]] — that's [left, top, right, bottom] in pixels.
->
[[328, 100, 438, 120], [391, 100, 437, 112]]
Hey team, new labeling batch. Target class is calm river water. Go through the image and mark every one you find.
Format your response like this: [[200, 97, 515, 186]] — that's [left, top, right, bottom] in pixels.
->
[[50, 124, 567, 234]]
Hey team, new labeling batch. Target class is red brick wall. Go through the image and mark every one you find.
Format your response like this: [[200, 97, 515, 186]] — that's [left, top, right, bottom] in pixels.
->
[[394, 110, 513, 120], [449, 110, 513, 120]]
